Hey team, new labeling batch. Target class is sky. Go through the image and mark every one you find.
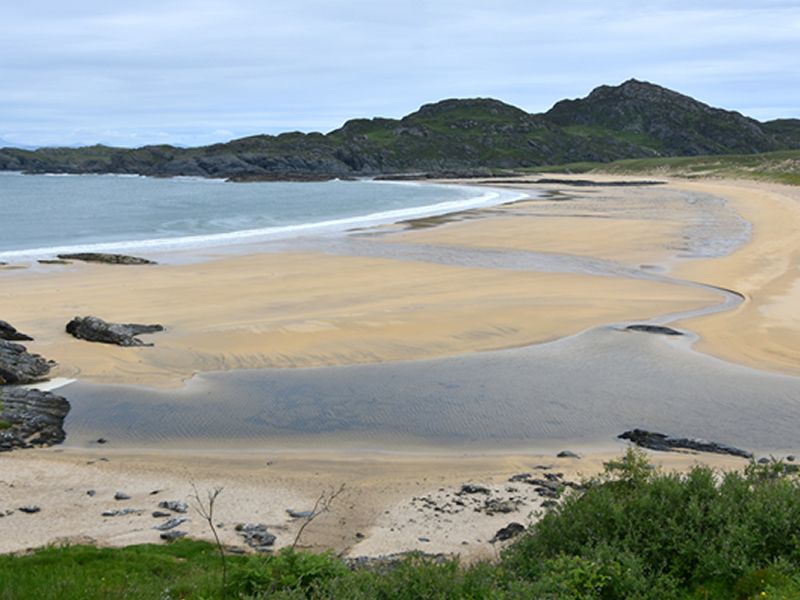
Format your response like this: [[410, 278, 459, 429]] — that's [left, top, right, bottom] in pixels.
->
[[2, 0, 799, 148]]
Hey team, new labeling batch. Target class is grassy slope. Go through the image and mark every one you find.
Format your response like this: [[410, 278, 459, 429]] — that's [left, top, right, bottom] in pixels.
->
[[530, 149, 800, 185], [3, 451, 800, 599]]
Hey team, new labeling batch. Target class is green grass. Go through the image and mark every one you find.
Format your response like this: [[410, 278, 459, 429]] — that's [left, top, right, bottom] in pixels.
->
[[0, 540, 246, 599], [530, 149, 800, 185], [3, 451, 800, 599]]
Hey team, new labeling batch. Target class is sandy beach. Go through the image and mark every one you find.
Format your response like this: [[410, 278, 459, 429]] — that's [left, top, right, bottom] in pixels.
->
[[0, 446, 751, 558], [2, 175, 800, 558]]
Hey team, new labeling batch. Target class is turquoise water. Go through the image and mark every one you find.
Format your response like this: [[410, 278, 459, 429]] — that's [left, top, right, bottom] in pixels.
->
[[0, 173, 521, 259]]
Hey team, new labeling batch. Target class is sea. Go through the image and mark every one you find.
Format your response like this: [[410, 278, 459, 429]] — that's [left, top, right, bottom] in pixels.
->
[[0, 172, 523, 260]]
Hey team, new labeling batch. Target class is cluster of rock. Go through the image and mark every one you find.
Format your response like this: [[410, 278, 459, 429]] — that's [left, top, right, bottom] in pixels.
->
[[66, 316, 164, 347], [0, 321, 70, 452], [619, 429, 753, 458], [0, 309, 166, 453], [235, 523, 277, 552]]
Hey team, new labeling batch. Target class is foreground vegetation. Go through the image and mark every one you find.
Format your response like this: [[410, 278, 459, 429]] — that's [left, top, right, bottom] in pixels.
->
[[533, 149, 800, 185], [3, 451, 800, 599]]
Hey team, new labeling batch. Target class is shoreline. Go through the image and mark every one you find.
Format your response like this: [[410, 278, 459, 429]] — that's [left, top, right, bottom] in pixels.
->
[[4, 175, 800, 557], [0, 178, 528, 263]]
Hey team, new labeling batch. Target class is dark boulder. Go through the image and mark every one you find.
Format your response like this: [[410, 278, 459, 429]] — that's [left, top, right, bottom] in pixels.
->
[[490, 522, 526, 543], [0, 320, 33, 341], [619, 429, 753, 459], [66, 316, 164, 347], [557, 450, 580, 458], [0, 340, 53, 384], [161, 530, 188, 542], [625, 324, 683, 336], [0, 387, 70, 451], [57, 253, 156, 265]]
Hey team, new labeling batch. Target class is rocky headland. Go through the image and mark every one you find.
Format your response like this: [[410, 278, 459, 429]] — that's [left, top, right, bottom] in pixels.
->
[[1, 80, 798, 180]]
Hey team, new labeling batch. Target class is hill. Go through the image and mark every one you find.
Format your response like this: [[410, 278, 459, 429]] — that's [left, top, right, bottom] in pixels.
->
[[1, 80, 798, 179]]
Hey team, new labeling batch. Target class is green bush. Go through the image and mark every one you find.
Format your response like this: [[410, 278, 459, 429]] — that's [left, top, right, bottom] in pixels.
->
[[230, 548, 348, 596], [503, 449, 800, 598]]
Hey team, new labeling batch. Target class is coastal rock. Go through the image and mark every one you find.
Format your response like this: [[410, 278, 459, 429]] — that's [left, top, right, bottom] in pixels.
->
[[158, 500, 188, 514], [625, 324, 684, 336], [160, 530, 188, 542], [56, 252, 156, 265], [154, 517, 188, 531], [286, 509, 315, 519], [152, 510, 171, 518], [0, 387, 70, 451], [490, 522, 525, 543], [18, 505, 41, 514], [557, 450, 580, 458], [66, 316, 164, 347], [235, 523, 276, 551], [0, 339, 53, 384], [0, 320, 33, 342], [483, 498, 518, 515], [102, 508, 140, 517], [619, 429, 753, 458], [114, 491, 131, 501]]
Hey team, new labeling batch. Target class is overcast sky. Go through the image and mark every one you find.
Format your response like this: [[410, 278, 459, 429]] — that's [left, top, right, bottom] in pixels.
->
[[2, 1, 799, 148]]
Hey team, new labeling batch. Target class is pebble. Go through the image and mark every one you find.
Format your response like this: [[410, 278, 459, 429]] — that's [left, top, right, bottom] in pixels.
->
[[114, 491, 131, 501], [154, 517, 188, 531], [158, 500, 188, 513], [19, 505, 41, 514]]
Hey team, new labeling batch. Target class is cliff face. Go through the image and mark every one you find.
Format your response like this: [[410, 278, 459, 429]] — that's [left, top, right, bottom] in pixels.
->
[[1, 80, 798, 178]]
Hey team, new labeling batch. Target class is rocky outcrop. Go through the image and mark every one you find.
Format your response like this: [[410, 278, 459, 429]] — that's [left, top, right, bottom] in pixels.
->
[[0, 387, 70, 451], [619, 429, 753, 459], [0, 339, 52, 384], [56, 253, 156, 265], [0, 320, 33, 341], [66, 316, 164, 347], [625, 324, 683, 336]]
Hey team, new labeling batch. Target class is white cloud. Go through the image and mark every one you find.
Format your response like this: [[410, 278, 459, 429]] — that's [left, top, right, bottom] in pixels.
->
[[1, 0, 798, 146]]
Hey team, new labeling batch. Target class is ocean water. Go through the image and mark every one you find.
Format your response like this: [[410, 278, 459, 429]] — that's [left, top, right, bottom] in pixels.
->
[[0, 173, 523, 260]]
